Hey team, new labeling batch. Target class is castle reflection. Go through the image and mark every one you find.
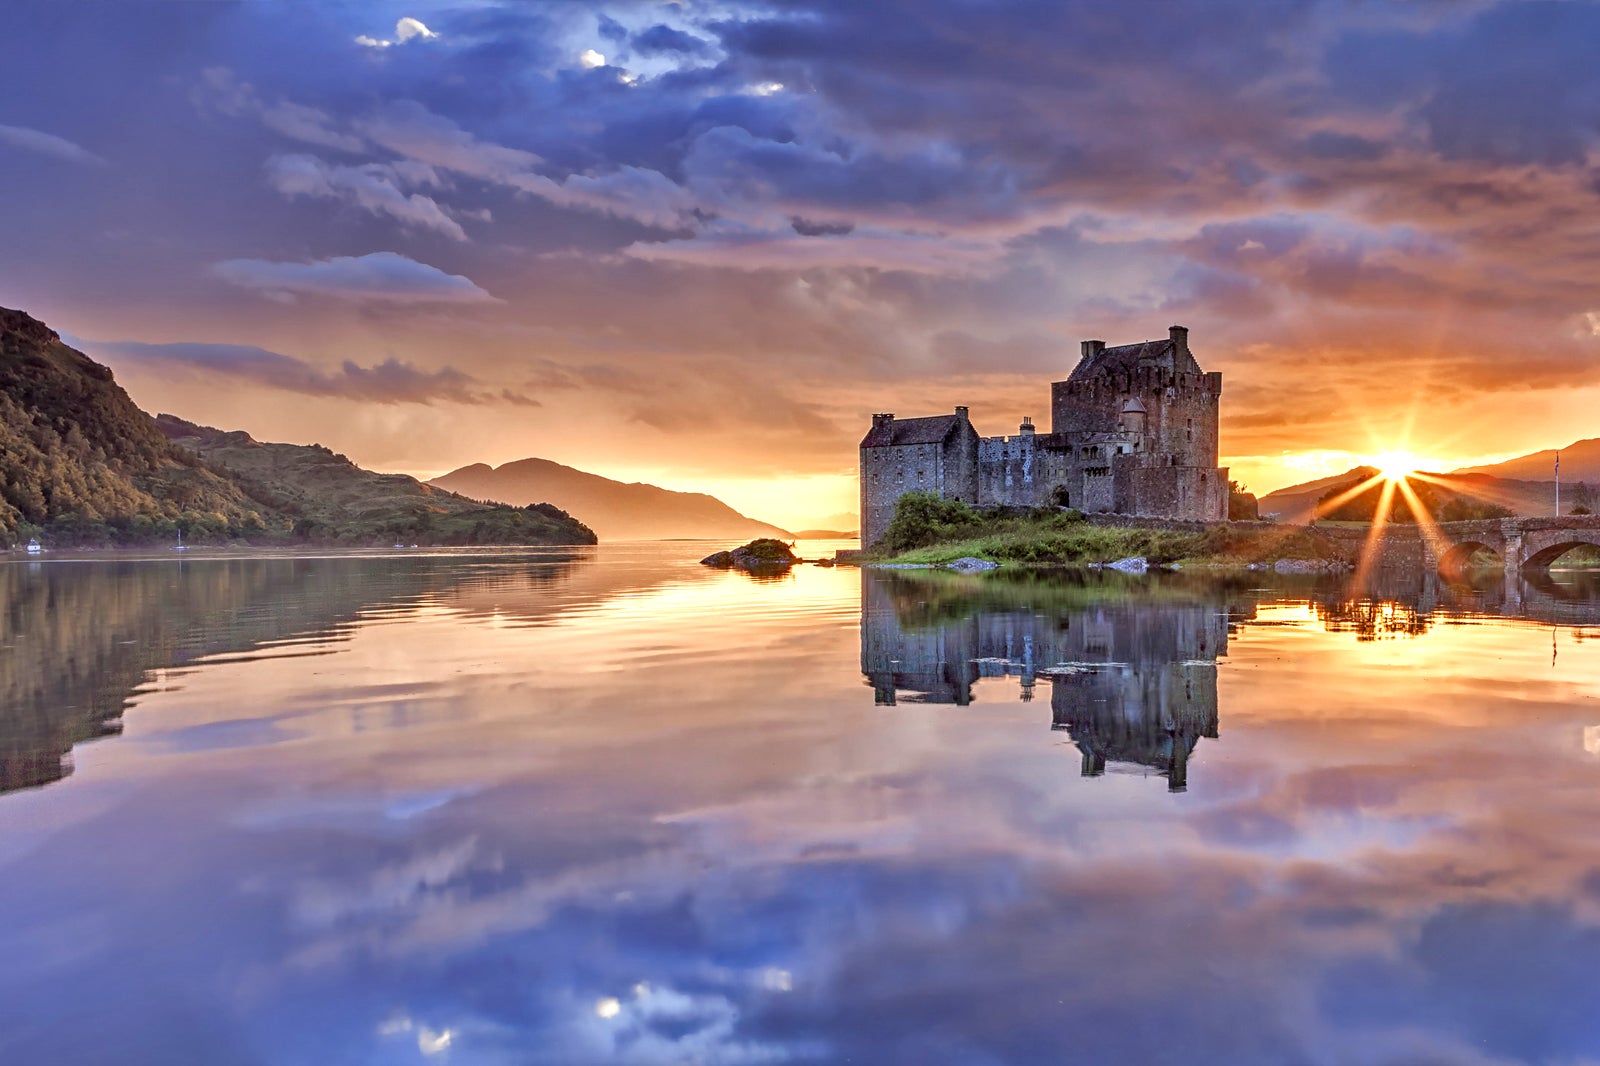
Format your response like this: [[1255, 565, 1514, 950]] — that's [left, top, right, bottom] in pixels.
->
[[862, 569, 1243, 791]]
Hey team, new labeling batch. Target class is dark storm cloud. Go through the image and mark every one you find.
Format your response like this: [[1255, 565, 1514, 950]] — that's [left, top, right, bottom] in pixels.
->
[[82, 339, 534, 407], [1326, 0, 1600, 167], [632, 24, 713, 57]]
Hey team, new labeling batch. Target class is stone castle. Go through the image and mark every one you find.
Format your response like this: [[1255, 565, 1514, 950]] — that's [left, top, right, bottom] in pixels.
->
[[859, 325, 1227, 545]]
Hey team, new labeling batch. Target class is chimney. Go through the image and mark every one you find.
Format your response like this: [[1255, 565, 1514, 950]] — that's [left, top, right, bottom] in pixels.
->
[[1079, 339, 1105, 361], [955, 405, 969, 421], [872, 412, 894, 428], [1169, 325, 1189, 350], [1020, 416, 1035, 436]]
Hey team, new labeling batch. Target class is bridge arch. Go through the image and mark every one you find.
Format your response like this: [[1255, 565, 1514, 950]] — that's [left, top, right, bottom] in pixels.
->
[[1524, 540, 1600, 570], [1437, 540, 1501, 576]]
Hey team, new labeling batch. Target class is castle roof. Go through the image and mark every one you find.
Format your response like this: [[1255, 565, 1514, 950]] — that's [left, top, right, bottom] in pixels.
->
[[860, 414, 964, 448], [1067, 335, 1202, 386]]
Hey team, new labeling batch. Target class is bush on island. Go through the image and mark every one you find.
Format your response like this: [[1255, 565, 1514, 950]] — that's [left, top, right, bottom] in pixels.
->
[[701, 538, 799, 572]]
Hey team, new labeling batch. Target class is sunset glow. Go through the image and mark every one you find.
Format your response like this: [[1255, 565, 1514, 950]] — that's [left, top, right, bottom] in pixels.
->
[[5, 2, 1600, 523], [1369, 451, 1429, 482]]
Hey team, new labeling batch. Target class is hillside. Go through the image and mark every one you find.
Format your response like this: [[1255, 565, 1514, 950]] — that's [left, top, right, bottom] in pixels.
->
[[0, 306, 594, 548], [157, 417, 595, 547], [1258, 466, 1574, 523], [1, 306, 271, 545], [431, 457, 792, 541], [1453, 438, 1600, 483]]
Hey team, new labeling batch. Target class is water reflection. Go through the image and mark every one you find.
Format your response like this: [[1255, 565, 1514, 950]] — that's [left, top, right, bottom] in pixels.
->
[[0, 551, 594, 793], [4, 551, 1600, 1064], [861, 566, 1600, 793], [863, 570, 1240, 790]]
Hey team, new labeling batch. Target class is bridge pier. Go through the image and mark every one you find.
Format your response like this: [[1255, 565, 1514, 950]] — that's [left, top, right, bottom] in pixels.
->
[[1502, 569, 1523, 614], [1502, 527, 1525, 580]]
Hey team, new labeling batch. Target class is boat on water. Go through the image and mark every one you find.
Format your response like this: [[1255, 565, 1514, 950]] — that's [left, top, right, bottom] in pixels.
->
[[25, 538, 42, 554], [172, 529, 188, 552]]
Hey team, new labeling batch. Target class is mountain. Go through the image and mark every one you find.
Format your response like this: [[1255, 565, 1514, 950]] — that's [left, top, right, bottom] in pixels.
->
[[156, 416, 596, 547], [1453, 438, 1600, 484], [1258, 466, 1574, 523], [0, 306, 594, 548], [430, 458, 792, 541]]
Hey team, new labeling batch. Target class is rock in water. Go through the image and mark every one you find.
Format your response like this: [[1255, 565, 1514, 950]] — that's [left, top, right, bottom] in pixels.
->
[[946, 556, 999, 572], [701, 538, 799, 572], [1108, 556, 1148, 573]]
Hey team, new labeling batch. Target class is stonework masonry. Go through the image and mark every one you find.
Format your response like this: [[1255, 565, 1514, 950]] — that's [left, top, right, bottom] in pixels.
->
[[860, 326, 1228, 546]]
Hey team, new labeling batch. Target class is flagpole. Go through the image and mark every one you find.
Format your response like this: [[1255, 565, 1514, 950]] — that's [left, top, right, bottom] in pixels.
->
[[1555, 451, 1560, 516]]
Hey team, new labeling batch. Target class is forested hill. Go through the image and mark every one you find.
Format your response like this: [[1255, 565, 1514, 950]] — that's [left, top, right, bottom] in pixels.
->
[[0, 306, 595, 548]]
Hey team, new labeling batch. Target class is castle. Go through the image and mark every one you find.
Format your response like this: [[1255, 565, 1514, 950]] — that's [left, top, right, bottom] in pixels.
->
[[859, 325, 1227, 545]]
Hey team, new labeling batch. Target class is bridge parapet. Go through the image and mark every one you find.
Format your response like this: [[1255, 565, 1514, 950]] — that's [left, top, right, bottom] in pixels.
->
[[1431, 515, 1600, 575]]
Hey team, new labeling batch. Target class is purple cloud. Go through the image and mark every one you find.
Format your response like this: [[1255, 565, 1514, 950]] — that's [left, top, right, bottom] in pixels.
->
[[212, 251, 496, 303]]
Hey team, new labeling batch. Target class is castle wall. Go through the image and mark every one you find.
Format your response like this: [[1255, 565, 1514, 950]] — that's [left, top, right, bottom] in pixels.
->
[[977, 432, 1076, 509], [1112, 458, 1229, 521], [1051, 366, 1222, 470], [860, 421, 979, 547], [861, 442, 943, 548]]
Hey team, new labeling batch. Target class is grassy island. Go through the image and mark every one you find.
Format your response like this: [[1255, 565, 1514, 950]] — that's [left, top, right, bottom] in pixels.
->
[[872, 492, 1344, 567]]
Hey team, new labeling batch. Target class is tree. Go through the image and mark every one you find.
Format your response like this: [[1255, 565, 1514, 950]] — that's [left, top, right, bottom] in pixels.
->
[[1571, 481, 1594, 515], [1228, 480, 1258, 521]]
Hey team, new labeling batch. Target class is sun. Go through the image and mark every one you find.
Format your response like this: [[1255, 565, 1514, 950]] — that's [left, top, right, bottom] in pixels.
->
[[1369, 450, 1424, 481]]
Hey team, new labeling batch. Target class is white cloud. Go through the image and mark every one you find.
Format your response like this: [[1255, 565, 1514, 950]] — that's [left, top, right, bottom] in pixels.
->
[[0, 123, 106, 166], [580, 49, 607, 69], [358, 16, 440, 49], [213, 251, 497, 304], [396, 17, 438, 42], [266, 153, 468, 240]]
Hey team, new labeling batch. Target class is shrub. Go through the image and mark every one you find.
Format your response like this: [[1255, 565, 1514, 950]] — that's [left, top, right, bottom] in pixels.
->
[[881, 491, 982, 553]]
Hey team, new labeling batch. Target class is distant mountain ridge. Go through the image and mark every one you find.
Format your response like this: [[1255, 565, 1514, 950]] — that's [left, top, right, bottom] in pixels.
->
[[431, 457, 792, 541], [1452, 438, 1600, 483], [0, 306, 593, 548], [1259, 466, 1579, 523]]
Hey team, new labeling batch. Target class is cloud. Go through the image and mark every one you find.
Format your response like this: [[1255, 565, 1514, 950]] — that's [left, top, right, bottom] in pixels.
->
[[624, 226, 998, 274], [196, 68, 364, 152], [632, 24, 713, 57], [86, 338, 533, 406], [357, 101, 697, 228], [356, 16, 440, 49], [0, 123, 106, 166], [266, 154, 467, 240], [578, 49, 607, 69], [213, 251, 497, 304]]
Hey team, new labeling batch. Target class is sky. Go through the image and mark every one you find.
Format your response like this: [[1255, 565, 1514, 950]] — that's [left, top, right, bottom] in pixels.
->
[[3, 0, 1600, 527]]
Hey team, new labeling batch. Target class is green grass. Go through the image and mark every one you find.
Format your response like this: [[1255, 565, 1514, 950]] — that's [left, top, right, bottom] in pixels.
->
[[873, 498, 1349, 567], [883, 522, 1202, 565]]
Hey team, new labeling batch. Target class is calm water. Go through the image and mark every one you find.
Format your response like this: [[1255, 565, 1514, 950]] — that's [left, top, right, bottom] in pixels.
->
[[3, 545, 1600, 1065]]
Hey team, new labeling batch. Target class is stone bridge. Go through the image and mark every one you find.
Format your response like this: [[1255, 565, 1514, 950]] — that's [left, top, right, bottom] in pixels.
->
[[1422, 516, 1600, 577]]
